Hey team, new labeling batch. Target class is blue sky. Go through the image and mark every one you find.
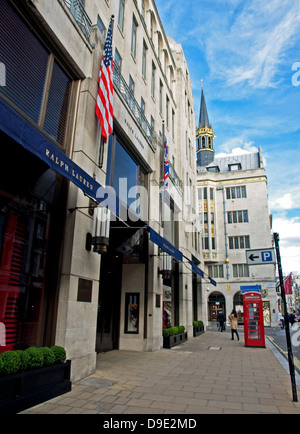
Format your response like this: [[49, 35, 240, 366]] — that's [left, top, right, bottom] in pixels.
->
[[155, 0, 300, 275]]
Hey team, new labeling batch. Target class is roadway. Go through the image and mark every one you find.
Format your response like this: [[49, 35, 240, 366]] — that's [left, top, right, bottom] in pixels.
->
[[265, 326, 300, 375]]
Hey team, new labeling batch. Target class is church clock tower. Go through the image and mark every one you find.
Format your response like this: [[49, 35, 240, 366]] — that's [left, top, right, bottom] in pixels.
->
[[196, 87, 215, 167]]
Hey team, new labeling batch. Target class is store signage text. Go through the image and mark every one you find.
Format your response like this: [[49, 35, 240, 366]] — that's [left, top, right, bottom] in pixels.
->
[[45, 148, 94, 192]]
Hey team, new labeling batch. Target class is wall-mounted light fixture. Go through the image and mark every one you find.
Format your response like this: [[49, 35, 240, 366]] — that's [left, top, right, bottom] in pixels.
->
[[159, 251, 173, 279], [91, 206, 111, 254]]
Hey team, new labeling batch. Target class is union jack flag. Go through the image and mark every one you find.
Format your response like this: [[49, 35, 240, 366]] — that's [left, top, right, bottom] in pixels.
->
[[164, 137, 169, 191], [95, 16, 114, 143]]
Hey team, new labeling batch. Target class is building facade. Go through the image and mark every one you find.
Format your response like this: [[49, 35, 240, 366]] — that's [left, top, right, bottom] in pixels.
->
[[196, 89, 277, 327], [0, 0, 206, 381]]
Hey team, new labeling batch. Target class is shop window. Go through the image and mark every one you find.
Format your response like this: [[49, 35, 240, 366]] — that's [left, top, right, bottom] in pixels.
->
[[43, 60, 72, 144], [106, 134, 147, 219], [125, 293, 140, 334], [0, 137, 66, 352]]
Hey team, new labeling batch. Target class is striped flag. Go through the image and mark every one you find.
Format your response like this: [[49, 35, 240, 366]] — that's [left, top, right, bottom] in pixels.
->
[[164, 137, 169, 191], [284, 273, 292, 295], [95, 16, 114, 143]]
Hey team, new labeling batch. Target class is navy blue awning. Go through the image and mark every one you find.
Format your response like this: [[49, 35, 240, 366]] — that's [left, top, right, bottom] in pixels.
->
[[148, 227, 183, 263], [0, 97, 101, 199], [147, 226, 216, 286]]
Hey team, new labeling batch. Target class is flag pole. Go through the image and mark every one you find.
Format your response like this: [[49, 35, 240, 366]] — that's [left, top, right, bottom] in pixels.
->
[[274, 232, 298, 402], [161, 120, 165, 228]]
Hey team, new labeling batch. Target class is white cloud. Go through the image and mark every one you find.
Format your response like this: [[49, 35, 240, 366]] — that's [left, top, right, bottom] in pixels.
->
[[269, 186, 300, 213], [269, 194, 295, 211], [215, 138, 258, 157], [201, 0, 300, 89], [272, 217, 300, 274]]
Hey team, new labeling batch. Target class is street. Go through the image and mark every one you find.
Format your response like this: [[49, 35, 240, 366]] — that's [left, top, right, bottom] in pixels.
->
[[265, 326, 300, 375]]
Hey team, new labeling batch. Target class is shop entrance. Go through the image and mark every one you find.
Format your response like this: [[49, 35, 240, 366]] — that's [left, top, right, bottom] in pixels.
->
[[96, 223, 146, 353], [208, 292, 226, 322], [96, 250, 122, 353]]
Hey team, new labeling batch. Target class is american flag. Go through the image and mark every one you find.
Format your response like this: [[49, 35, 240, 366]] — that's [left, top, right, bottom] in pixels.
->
[[164, 137, 169, 191], [95, 16, 114, 143]]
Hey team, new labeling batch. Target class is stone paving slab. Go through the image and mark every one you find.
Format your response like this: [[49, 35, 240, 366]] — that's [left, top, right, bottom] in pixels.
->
[[21, 330, 300, 415]]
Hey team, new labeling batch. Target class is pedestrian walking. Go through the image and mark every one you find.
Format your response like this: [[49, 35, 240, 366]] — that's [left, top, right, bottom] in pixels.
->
[[228, 309, 239, 341], [289, 312, 296, 326], [217, 311, 225, 332]]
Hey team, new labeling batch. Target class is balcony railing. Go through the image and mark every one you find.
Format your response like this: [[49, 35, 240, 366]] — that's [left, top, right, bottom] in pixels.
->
[[113, 62, 157, 150], [63, 0, 92, 43], [169, 161, 183, 196]]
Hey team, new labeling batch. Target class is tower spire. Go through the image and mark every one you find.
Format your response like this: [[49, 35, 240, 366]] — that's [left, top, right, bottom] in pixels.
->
[[196, 86, 215, 167], [199, 87, 210, 129]]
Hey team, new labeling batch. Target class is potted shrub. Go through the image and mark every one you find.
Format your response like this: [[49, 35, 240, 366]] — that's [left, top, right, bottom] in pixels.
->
[[193, 321, 205, 337], [0, 346, 71, 414], [163, 326, 188, 349]]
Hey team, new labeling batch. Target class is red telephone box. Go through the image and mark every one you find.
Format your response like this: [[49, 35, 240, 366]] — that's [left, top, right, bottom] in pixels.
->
[[243, 292, 265, 348]]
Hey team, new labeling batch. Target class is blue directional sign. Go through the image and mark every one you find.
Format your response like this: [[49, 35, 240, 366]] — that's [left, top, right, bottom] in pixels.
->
[[241, 285, 262, 294], [246, 249, 275, 266]]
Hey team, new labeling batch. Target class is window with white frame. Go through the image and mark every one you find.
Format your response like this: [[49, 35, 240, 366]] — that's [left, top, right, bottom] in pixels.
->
[[226, 186, 247, 199], [131, 15, 138, 58], [229, 236, 250, 250], [227, 210, 249, 224], [233, 264, 249, 278], [118, 0, 125, 32]]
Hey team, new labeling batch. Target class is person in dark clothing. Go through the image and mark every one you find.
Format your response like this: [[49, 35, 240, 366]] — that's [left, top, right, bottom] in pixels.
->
[[217, 311, 225, 332], [289, 313, 296, 326]]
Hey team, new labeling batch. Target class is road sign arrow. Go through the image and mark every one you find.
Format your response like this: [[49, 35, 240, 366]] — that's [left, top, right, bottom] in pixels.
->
[[249, 254, 259, 261]]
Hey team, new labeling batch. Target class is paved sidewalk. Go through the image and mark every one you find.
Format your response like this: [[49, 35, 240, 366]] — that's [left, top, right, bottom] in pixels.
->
[[22, 330, 300, 414]]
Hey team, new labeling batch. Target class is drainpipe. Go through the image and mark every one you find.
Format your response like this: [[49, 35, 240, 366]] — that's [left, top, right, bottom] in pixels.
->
[[217, 186, 230, 280]]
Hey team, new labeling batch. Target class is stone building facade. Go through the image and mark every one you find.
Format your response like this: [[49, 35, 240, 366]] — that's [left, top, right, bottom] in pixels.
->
[[0, 0, 205, 381]]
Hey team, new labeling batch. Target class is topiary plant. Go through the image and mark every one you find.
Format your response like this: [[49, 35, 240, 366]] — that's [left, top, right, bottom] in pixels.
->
[[178, 326, 185, 334], [0, 351, 21, 375], [51, 346, 66, 364], [0, 354, 3, 374], [163, 328, 171, 337], [25, 347, 44, 369], [39, 347, 56, 366], [15, 350, 30, 371]]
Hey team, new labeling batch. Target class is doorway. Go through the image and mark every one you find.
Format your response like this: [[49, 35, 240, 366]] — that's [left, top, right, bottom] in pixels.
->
[[96, 251, 122, 353], [208, 292, 225, 322]]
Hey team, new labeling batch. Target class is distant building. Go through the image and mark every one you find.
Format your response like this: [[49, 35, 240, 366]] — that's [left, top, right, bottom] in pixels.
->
[[196, 88, 277, 326]]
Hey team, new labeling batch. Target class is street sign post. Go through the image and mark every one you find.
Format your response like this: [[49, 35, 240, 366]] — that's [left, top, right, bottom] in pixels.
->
[[273, 233, 298, 402], [246, 248, 275, 266]]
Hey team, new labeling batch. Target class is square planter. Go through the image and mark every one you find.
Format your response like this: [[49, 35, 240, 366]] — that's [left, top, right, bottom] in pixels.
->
[[193, 325, 205, 337], [0, 360, 72, 414], [163, 332, 188, 349]]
